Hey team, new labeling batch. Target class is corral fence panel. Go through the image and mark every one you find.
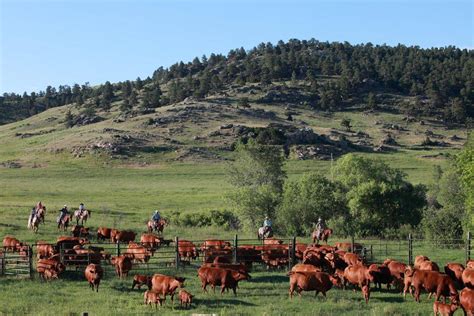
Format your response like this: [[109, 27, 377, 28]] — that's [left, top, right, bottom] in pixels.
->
[[2, 232, 471, 278], [0, 246, 33, 278]]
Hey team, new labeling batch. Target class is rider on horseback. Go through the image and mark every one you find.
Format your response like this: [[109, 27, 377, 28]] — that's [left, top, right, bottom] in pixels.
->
[[315, 217, 326, 240], [263, 216, 273, 237], [151, 210, 161, 230], [57, 205, 69, 228], [78, 203, 85, 216]]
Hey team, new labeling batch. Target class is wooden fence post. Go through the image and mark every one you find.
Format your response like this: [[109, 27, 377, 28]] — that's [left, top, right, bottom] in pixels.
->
[[233, 235, 238, 264], [116, 241, 121, 257], [291, 236, 296, 268], [175, 236, 180, 269], [467, 232, 471, 263], [1, 251, 5, 276], [408, 233, 413, 266], [28, 246, 33, 279]]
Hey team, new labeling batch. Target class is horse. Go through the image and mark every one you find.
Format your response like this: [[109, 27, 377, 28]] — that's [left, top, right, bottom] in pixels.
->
[[312, 228, 333, 244], [257, 226, 273, 240], [146, 218, 167, 234], [58, 214, 71, 231], [27, 214, 41, 233], [36, 207, 46, 223], [74, 209, 91, 225]]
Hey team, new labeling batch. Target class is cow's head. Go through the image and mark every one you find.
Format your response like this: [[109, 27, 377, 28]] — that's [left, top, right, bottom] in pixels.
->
[[329, 275, 342, 287], [232, 270, 251, 281], [404, 266, 415, 277], [174, 276, 186, 288]]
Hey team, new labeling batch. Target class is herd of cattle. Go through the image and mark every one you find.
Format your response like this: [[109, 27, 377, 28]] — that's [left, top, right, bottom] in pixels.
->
[[2, 225, 474, 314]]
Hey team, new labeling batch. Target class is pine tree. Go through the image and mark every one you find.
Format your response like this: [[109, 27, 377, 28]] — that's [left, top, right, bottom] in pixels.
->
[[135, 77, 143, 90]]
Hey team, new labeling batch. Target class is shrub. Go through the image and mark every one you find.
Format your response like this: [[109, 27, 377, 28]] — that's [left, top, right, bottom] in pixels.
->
[[168, 210, 239, 230]]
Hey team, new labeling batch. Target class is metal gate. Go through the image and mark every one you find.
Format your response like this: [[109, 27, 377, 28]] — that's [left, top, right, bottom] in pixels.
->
[[0, 247, 33, 278]]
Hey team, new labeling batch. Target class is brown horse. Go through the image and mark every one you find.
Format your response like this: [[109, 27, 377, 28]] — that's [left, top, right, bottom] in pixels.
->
[[312, 228, 333, 244], [146, 218, 167, 234], [58, 214, 71, 231]]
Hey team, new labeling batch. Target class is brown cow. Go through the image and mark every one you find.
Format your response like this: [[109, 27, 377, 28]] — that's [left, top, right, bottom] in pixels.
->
[[263, 238, 283, 245], [343, 253, 363, 266], [71, 225, 90, 238], [467, 260, 474, 270], [201, 239, 231, 251], [132, 275, 152, 290], [178, 289, 194, 308], [383, 259, 407, 288], [335, 242, 363, 253], [151, 274, 186, 302], [2, 236, 25, 252], [444, 263, 465, 287], [291, 263, 322, 273], [368, 264, 392, 289], [406, 269, 458, 302], [111, 255, 132, 278], [85, 263, 104, 292], [178, 240, 198, 262], [343, 265, 375, 289], [125, 242, 151, 263], [288, 271, 338, 298], [140, 233, 162, 254], [56, 236, 88, 250], [97, 227, 112, 241], [325, 252, 348, 272], [115, 230, 136, 243], [202, 263, 249, 274], [460, 288, 474, 316], [462, 268, 474, 289], [433, 299, 459, 316], [37, 258, 65, 280], [198, 266, 250, 295], [144, 290, 164, 308], [36, 241, 57, 259], [414, 255, 430, 269], [419, 260, 440, 272]]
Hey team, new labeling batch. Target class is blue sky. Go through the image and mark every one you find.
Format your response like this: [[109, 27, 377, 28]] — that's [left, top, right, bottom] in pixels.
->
[[1, 0, 472, 94]]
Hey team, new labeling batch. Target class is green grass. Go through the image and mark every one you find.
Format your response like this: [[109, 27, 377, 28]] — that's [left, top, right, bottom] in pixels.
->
[[0, 97, 469, 314]]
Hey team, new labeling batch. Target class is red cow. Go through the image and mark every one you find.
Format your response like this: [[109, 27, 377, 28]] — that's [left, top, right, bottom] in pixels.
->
[[36, 241, 57, 259], [335, 242, 363, 253], [132, 274, 153, 290], [197, 266, 250, 295], [343, 253, 363, 266], [460, 288, 474, 316], [140, 233, 162, 254], [406, 269, 458, 302], [125, 242, 151, 263], [383, 259, 407, 288], [2, 236, 25, 252], [178, 240, 198, 262], [288, 271, 338, 298], [462, 268, 474, 289], [291, 263, 322, 273], [97, 227, 112, 241], [71, 225, 90, 238], [151, 274, 186, 302], [343, 265, 375, 289], [414, 255, 430, 269], [111, 255, 132, 278], [115, 230, 136, 243], [433, 300, 459, 316], [444, 263, 465, 287], [368, 264, 393, 289], [85, 263, 104, 292], [419, 260, 440, 272]]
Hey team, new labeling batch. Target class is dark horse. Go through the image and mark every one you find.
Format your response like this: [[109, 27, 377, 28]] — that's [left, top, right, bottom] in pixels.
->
[[312, 228, 333, 244]]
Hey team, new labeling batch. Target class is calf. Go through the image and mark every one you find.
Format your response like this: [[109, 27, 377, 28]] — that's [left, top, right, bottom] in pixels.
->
[[36, 241, 56, 259], [144, 290, 163, 309], [125, 242, 151, 263], [460, 288, 474, 316], [362, 284, 370, 304], [132, 274, 152, 290], [151, 274, 186, 302], [289, 271, 337, 298], [198, 266, 250, 295], [178, 289, 194, 308], [433, 300, 459, 316], [111, 255, 132, 278], [84, 263, 104, 292], [383, 259, 407, 289]]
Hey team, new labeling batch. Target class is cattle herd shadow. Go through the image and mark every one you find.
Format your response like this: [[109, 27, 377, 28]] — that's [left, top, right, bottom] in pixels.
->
[[194, 297, 256, 307]]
